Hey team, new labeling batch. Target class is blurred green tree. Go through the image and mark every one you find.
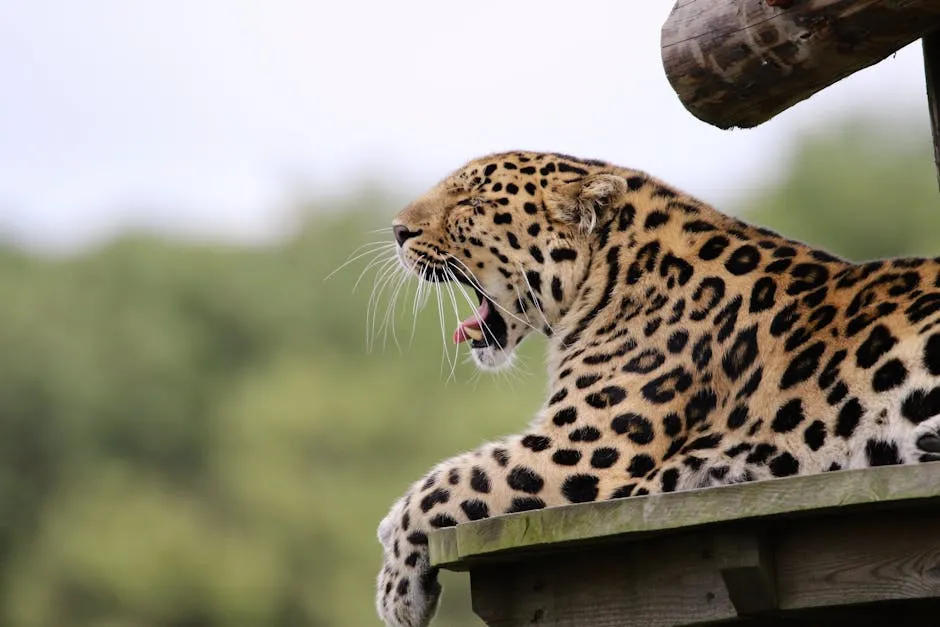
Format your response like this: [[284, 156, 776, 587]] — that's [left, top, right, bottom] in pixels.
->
[[738, 115, 940, 260]]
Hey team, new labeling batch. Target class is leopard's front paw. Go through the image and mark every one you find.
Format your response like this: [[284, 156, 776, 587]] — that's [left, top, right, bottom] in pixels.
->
[[376, 499, 441, 627], [915, 413, 940, 462]]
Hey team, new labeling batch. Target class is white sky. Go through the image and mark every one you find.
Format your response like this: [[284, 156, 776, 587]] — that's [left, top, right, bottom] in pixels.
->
[[0, 1, 930, 252]]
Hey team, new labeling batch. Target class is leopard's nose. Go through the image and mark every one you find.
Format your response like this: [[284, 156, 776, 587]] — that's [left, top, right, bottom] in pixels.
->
[[393, 225, 422, 246]]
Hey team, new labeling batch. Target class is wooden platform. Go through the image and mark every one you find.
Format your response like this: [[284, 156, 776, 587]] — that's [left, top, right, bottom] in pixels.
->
[[429, 463, 940, 626]]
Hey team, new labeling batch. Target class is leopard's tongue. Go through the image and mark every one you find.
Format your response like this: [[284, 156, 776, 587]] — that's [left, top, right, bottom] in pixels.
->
[[453, 298, 490, 344]]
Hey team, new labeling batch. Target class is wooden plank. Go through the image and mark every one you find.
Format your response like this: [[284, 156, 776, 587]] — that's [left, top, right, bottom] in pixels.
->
[[469, 532, 739, 627], [923, 32, 940, 191], [464, 507, 940, 626], [430, 463, 940, 569], [703, 601, 940, 626], [775, 509, 940, 610], [661, 0, 940, 129], [712, 531, 777, 615], [428, 527, 460, 567]]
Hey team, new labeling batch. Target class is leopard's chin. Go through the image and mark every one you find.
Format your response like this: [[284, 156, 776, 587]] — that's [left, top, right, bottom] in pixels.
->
[[469, 342, 516, 372], [461, 297, 517, 371]]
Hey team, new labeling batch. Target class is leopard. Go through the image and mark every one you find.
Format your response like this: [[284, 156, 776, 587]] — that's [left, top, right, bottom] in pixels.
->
[[375, 150, 940, 627]]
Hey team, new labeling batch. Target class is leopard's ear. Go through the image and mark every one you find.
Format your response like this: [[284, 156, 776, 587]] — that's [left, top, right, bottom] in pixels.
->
[[547, 173, 627, 233]]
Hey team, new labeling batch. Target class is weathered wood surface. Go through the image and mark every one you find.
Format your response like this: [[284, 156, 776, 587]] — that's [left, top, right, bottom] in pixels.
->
[[469, 532, 746, 627], [430, 463, 940, 568], [468, 515, 940, 626], [430, 464, 940, 626], [661, 0, 940, 129]]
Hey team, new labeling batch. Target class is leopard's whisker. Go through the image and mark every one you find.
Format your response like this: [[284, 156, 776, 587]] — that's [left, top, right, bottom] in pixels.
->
[[419, 276, 433, 309], [387, 266, 411, 332], [466, 360, 484, 389], [398, 268, 420, 346], [441, 276, 463, 383], [510, 282, 529, 325], [366, 270, 393, 352], [447, 266, 487, 331], [365, 257, 397, 347], [391, 272, 412, 352], [367, 258, 402, 351], [378, 265, 402, 346], [366, 257, 399, 317], [326, 240, 396, 282], [354, 247, 399, 293], [411, 268, 424, 318], [408, 271, 427, 347], [433, 279, 457, 383], [445, 255, 541, 334], [380, 267, 410, 352]]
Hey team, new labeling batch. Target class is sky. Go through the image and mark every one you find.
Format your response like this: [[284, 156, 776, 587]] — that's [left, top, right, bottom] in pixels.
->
[[0, 1, 931, 252]]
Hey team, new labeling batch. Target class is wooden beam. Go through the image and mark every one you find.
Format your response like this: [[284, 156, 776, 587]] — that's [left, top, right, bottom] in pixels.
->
[[661, 0, 940, 129], [469, 535, 742, 627], [775, 509, 940, 611], [463, 509, 940, 626], [430, 463, 940, 569], [923, 32, 940, 190], [712, 531, 778, 615]]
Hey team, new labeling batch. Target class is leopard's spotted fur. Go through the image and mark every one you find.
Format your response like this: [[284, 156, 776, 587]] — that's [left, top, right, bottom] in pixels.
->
[[375, 151, 940, 627]]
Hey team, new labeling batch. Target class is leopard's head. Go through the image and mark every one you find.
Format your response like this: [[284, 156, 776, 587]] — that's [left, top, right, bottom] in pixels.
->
[[393, 151, 629, 371]]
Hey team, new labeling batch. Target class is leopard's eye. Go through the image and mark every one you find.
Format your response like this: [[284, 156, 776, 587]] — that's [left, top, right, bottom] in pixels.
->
[[455, 197, 485, 209]]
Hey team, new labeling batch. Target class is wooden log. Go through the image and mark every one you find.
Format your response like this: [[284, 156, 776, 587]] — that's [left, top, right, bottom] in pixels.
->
[[661, 0, 940, 129], [923, 32, 940, 191]]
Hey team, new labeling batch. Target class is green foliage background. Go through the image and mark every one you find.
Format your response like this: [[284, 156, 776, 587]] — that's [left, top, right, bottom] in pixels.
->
[[0, 117, 938, 626]]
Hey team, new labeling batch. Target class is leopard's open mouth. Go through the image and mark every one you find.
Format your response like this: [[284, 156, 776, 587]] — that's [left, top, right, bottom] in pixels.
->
[[453, 289, 508, 350], [420, 261, 508, 350]]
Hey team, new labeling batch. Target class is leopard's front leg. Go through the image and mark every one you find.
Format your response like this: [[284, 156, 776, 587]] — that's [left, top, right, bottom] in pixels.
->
[[376, 491, 442, 627], [375, 438, 554, 627]]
